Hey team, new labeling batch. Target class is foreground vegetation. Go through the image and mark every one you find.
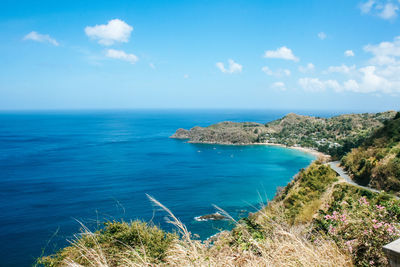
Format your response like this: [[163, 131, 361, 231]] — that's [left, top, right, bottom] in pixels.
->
[[39, 162, 400, 266], [171, 111, 396, 159], [342, 112, 400, 195]]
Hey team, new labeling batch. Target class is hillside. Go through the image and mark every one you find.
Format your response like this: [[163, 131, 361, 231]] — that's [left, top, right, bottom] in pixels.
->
[[341, 112, 400, 195], [38, 161, 400, 266], [171, 111, 396, 158]]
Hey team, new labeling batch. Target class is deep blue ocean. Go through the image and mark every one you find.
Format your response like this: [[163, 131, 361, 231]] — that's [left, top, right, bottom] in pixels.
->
[[0, 109, 340, 266]]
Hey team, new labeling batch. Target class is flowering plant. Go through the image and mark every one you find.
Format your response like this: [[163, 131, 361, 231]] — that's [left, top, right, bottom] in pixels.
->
[[314, 185, 400, 266]]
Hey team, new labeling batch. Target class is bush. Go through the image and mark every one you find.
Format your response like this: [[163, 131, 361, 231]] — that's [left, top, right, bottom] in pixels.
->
[[281, 161, 337, 223], [38, 221, 177, 266], [313, 184, 400, 266]]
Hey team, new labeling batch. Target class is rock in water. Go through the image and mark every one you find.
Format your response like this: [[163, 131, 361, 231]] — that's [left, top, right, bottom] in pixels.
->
[[194, 212, 228, 221]]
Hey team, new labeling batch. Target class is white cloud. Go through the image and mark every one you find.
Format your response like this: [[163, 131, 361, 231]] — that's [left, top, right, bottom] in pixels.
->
[[261, 66, 291, 77], [358, 65, 392, 93], [298, 78, 326, 92], [379, 3, 398, 19], [261, 66, 273, 75], [360, 0, 375, 13], [106, 49, 138, 64], [298, 77, 341, 92], [324, 80, 342, 92], [216, 59, 242, 74], [85, 19, 133, 46], [326, 64, 356, 74], [329, 67, 392, 94], [359, 0, 399, 20], [272, 82, 287, 91], [299, 63, 315, 73], [184, 74, 189, 79], [284, 69, 291, 76], [364, 36, 400, 65], [343, 80, 360, 91], [318, 32, 327, 40], [296, 36, 400, 95], [340, 36, 400, 94], [23, 31, 59, 46], [264, 46, 299, 62], [345, 50, 355, 57], [149, 63, 156, 69]]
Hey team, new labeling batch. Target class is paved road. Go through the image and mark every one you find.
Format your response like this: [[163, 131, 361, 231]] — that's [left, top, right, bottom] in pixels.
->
[[328, 161, 381, 194]]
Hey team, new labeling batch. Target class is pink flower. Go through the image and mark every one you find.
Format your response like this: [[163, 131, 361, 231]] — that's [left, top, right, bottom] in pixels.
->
[[345, 240, 356, 253], [376, 205, 385, 210], [328, 225, 336, 234], [325, 211, 342, 221], [358, 196, 369, 206]]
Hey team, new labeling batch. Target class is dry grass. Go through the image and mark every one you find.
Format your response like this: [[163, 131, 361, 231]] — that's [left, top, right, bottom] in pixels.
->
[[55, 196, 352, 267]]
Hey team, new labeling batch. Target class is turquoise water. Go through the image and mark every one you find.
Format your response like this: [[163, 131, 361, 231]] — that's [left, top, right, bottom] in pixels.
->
[[0, 110, 325, 266]]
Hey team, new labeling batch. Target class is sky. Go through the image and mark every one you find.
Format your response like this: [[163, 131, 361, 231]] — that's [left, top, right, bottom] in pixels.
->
[[1, 0, 400, 111]]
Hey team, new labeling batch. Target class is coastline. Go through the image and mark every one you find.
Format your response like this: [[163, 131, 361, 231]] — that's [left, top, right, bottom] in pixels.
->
[[199, 142, 327, 242], [186, 140, 329, 160]]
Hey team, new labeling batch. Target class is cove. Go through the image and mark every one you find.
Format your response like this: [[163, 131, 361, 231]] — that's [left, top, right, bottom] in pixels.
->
[[0, 110, 318, 266]]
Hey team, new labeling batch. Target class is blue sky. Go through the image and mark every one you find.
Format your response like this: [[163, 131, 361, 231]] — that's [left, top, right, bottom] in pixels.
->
[[1, 0, 400, 111]]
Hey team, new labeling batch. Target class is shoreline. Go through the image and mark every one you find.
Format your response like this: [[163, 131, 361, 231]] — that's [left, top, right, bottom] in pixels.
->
[[186, 140, 329, 160], [197, 143, 325, 242]]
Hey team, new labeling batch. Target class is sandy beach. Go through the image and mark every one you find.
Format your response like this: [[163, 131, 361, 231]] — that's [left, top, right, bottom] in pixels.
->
[[187, 140, 329, 160]]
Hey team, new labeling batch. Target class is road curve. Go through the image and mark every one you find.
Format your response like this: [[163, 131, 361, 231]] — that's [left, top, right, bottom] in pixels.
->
[[328, 161, 381, 194]]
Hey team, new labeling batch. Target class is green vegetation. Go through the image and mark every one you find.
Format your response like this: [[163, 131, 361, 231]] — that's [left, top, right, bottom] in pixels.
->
[[277, 161, 338, 223], [38, 221, 177, 266], [253, 162, 400, 266], [264, 112, 395, 159], [342, 112, 400, 195], [171, 111, 396, 159], [313, 184, 400, 266]]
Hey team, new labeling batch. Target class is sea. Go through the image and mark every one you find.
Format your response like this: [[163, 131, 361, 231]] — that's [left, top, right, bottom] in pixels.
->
[[0, 109, 340, 266]]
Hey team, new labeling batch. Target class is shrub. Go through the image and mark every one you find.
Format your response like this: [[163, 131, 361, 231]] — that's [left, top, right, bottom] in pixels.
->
[[37, 221, 177, 266], [313, 184, 400, 266]]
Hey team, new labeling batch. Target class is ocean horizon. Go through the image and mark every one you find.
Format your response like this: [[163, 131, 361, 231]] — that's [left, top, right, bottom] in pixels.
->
[[1, 109, 345, 266]]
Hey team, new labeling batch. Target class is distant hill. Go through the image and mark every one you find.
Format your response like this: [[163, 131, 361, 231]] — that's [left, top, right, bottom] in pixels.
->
[[171, 111, 396, 158], [342, 112, 400, 195]]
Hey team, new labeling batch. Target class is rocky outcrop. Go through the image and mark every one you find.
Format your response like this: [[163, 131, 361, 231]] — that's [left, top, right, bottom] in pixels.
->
[[171, 128, 190, 139], [194, 212, 228, 221]]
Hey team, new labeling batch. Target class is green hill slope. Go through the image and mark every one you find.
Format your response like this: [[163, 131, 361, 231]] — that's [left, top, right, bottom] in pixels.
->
[[342, 112, 400, 195]]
